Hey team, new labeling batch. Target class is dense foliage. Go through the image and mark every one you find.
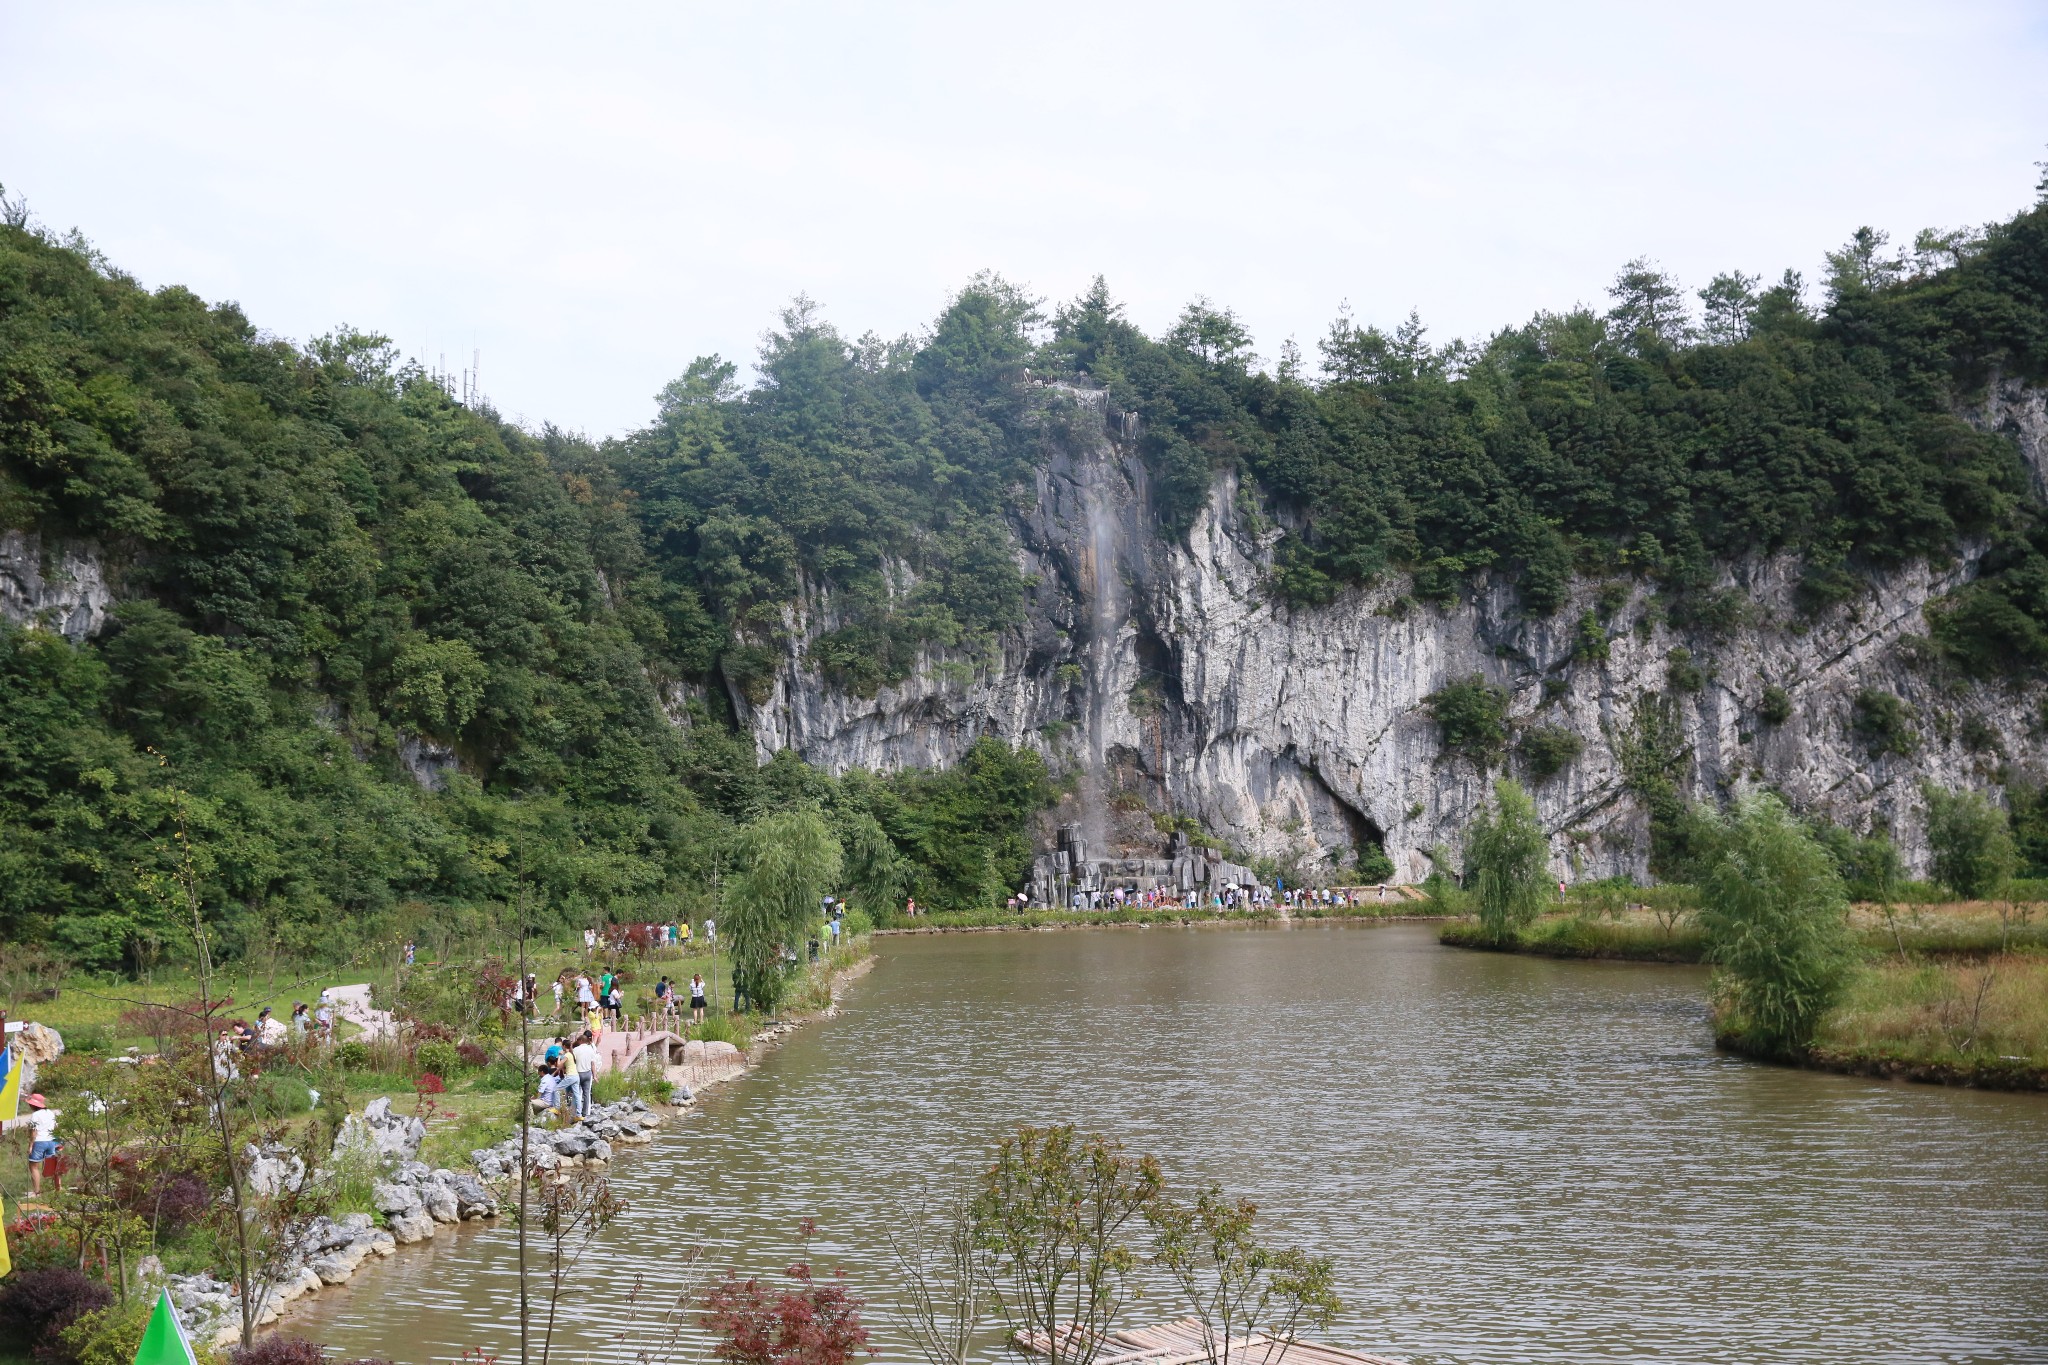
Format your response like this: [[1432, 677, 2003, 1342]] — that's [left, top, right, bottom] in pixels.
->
[[1043, 204, 2048, 655], [0, 228, 1049, 968], [1463, 778, 1551, 945], [1696, 791, 1858, 1056], [3, 185, 2046, 968]]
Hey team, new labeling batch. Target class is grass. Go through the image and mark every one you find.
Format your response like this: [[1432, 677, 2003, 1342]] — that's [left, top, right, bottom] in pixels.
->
[[1436, 892, 2048, 1091], [1440, 912, 1707, 961], [1779, 956, 2048, 1089], [1439, 896, 2048, 965]]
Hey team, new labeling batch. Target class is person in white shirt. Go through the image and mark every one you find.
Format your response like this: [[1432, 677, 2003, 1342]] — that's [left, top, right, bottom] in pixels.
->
[[24, 1093, 59, 1195], [570, 1034, 598, 1116], [255, 1007, 287, 1048], [551, 977, 565, 1019]]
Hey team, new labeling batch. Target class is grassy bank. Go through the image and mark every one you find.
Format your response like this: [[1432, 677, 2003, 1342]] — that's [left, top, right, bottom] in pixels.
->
[[1720, 955, 2048, 1090], [1439, 898, 2048, 1091]]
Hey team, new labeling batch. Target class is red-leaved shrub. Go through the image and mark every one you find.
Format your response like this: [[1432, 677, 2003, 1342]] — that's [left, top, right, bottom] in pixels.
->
[[699, 1262, 871, 1365], [455, 1041, 490, 1068], [227, 1336, 328, 1365], [0, 1270, 114, 1357]]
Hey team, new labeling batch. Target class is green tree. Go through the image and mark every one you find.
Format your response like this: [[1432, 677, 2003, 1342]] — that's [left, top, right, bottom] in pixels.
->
[[1922, 784, 2019, 901], [1464, 778, 1550, 945], [722, 806, 843, 1012], [1146, 1186, 1341, 1365], [1695, 791, 1856, 1056], [969, 1126, 1163, 1365]]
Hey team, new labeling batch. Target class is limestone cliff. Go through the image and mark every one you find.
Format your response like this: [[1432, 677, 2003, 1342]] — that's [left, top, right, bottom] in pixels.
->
[[735, 382, 2048, 883]]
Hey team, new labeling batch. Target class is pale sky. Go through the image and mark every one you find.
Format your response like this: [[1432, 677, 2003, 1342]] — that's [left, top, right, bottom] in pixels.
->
[[4, 1, 2046, 438]]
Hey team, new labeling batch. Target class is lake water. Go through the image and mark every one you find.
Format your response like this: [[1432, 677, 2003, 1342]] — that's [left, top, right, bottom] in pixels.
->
[[294, 923, 2048, 1364]]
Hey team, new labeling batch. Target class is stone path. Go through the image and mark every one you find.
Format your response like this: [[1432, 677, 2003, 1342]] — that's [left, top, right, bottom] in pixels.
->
[[323, 983, 396, 1040]]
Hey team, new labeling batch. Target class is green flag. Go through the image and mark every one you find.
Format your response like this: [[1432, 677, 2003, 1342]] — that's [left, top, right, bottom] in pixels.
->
[[131, 1288, 199, 1365]]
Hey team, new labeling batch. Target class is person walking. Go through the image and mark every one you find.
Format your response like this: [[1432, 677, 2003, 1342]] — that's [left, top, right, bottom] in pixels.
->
[[571, 1032, 598, 1117], [689, 972, 708, 1026], [551, 976, 565, 1020], [291, 1001, 311, 1038], [24, 1094, 60, 1196], [403, 940, 415, 967]]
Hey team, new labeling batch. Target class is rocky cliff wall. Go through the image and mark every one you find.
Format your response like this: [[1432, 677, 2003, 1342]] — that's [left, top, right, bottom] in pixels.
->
[[737, 383, 2048, 883], [0, 529, 110, 641]]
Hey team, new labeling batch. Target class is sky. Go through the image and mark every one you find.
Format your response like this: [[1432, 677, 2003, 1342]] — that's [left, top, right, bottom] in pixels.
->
[[4, 1, 2046, 438]]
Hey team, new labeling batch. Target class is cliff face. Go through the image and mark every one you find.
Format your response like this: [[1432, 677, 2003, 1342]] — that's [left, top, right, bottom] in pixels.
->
[[737, 383, 2048, 882]]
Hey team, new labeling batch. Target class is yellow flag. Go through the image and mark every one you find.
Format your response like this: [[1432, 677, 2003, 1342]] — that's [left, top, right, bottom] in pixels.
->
[[0, 1194, 13, 1279], [0, 1045, 18, 1123]]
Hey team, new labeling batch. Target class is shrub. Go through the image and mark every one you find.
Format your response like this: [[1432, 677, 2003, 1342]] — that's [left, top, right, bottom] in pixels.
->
[[1425, 675, 1509, 765], [0, 1270, 114, 1357], [416, 1041, 462, 1077], [1353, 843, 1395, 883], [694, 1015, 743, 1046], [119, 1169, 210, 1236], [700, 1263, 870, 1365], [1757, 685, 1792, 725], [1571, 612, 1609, 663], [1465, 779, 1550, 945], [1696, 791, 1857, 1056], [1923, 784, 2019, 900], [841, 907, 873, 938], [416, 1072, 446, 1095], [245, 1071, 314, 1119], [1665, 646, 1704, 692], [1852, 689, 1920, 758], [336, 1040, 371, 1071], [52, 1299, 149, 1365], [228, 1333, 328, 1365], [455, 1041, 491, 1069], [1518, 725, 1583, 781]]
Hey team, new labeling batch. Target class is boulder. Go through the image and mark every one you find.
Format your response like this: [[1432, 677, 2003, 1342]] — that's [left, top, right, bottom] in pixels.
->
[[245, 1144, 306, 1198], [669, 1083, 695, 1105], [702, 1040, 740, 1059], [335, 1096, 426, 1163], [444, 1171, 497, 1218], [387, 1207, 437, 1244], [422, 1181, 459, 1223], [372, 1179, 425, 1220], [309, 1245, 369, 1284]]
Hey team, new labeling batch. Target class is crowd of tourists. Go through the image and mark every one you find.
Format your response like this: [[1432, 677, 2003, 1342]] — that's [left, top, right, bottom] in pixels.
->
[[1011, 882, 1401, 913]]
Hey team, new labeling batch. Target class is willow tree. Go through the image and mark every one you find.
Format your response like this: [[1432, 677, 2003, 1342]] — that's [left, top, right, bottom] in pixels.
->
[[842, 810, 905, 922], [723, 806, 843, 1012], [1696, 791, 1856, 1056], [1466, 778, 1550, 945]]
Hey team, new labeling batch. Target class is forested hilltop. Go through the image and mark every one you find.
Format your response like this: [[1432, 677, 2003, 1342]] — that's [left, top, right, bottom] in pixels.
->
[[3, 189, 2046, 970]]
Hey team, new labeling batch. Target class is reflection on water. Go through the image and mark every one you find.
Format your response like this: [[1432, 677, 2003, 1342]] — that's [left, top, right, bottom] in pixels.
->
[[294, 924, 2048, 1364]]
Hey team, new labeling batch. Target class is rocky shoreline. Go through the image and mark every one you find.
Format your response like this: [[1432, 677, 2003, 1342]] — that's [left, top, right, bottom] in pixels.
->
[[235, 957, 871, 1348]]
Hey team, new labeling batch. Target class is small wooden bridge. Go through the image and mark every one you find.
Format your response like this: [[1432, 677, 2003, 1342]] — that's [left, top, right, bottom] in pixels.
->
[[1019, 1317, 1402, 1365]]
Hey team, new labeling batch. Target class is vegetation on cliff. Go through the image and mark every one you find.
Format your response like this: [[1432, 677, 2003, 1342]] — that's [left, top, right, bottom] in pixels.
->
[[3, 183, 2047, 973]]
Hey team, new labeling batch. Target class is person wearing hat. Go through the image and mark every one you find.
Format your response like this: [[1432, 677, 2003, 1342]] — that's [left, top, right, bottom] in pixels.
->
[[25, 1093, 59, 1195]]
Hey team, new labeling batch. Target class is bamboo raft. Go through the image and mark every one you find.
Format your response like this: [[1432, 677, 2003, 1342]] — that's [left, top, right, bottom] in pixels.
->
[[1017, 1317, 1403, 1365]]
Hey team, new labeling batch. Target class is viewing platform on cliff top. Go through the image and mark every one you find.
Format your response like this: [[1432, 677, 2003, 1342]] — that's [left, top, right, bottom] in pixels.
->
[[1018, 1318, 1402, 1365]]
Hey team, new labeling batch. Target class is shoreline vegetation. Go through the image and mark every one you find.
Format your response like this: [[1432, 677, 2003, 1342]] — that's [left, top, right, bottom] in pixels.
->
[[0, 929, 873, 1362], [1437, 890, 2048, 1092]]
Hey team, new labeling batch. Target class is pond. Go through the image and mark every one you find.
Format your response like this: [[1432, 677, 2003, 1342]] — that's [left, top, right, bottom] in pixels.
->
[[294, 923, 2048, 1364]]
